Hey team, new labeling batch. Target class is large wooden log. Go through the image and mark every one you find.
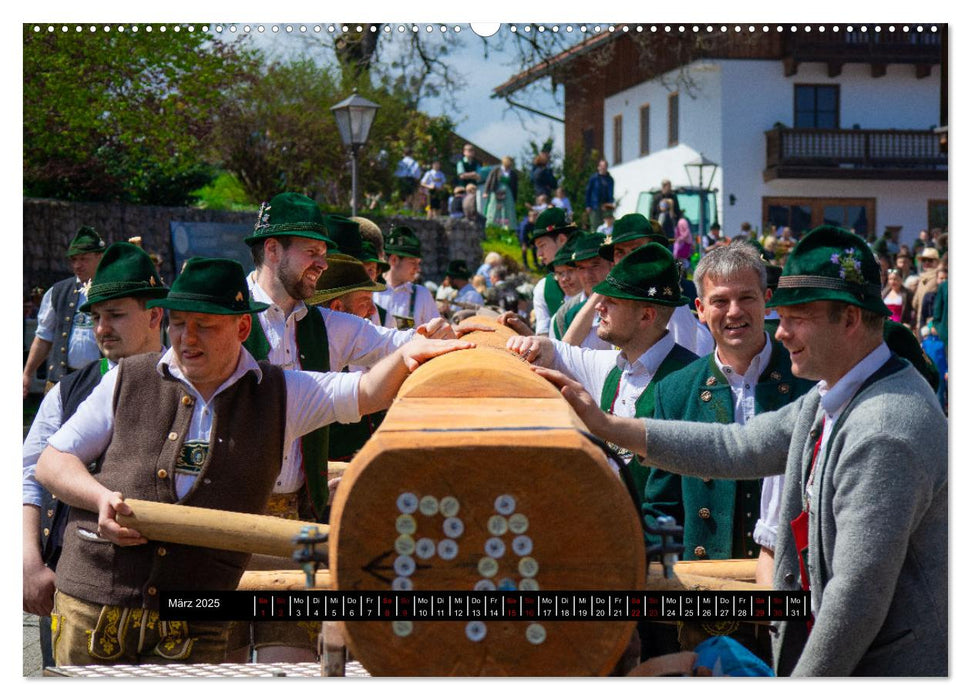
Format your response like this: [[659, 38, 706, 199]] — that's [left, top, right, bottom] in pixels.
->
[[116, 499, 325, 560], [330, 319, 646, 677]]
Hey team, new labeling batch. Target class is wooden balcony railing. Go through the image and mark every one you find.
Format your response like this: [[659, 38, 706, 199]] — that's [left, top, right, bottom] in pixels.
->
[[764, 127, 947, 181]]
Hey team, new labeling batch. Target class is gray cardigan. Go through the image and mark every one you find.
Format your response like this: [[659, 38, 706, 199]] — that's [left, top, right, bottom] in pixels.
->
[[642, 362, 947, 676]]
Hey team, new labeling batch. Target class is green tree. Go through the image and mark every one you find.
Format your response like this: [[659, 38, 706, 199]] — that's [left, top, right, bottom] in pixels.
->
[[209, 55, 456, 209], [23, 25, 258, 205]]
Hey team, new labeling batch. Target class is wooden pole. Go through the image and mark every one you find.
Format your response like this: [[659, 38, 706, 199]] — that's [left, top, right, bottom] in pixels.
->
[[116, 499, 326, 560], [237, 569, 333, 590]]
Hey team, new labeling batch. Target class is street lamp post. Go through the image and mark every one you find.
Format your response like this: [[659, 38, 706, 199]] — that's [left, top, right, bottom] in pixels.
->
[[683, 154, 719, 247], [331, 92, 380, 217]]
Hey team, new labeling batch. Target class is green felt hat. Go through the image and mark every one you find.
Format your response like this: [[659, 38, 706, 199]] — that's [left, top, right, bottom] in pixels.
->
[[766, 225, 889, 315], [547, 232, 581, 271], [323, 214, 364, 261], [593, 242, 689, 306], [445, 259, 472, 279], [244, 192, 336, 247], [307, 256, 387, 306], [384, 226, 422, 258], [67, 226, 107, 257], [147, 257, 269, 315], [361, 240, 390, 272], [529, 207, 576, 243], [571, 231, 606, 263], [80, 242, 168, 312], [599, 214, 669, 260]]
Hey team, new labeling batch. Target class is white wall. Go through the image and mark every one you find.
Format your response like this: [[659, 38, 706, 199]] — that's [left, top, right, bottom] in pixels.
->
[[605, 62, 724, 214], [604, 58, 944, 245]]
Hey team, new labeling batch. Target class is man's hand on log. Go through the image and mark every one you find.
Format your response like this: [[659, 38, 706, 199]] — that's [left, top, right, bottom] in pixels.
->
[[506, 334, 557, 368], [415, 317, 456, 339], [496, 311, 533, 336], [534, 367, 648, 459], [401, 337, 476, 372], [531, 367, 606, 432], [96, 490, 148, 547]]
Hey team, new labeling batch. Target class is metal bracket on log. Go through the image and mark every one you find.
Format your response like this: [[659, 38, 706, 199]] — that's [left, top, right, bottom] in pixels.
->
[[292, 525, 328, 589]]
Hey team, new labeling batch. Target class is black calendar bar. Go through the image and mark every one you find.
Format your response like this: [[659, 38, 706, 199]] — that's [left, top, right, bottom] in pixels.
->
[[160, 590, 810, 622]]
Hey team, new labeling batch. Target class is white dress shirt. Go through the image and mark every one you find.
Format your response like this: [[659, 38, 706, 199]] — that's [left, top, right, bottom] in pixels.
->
[[373, 280, 439, 329], [48, 347, 361, 499], [248, 275, 413, 491], [551, 332, 677, 419]]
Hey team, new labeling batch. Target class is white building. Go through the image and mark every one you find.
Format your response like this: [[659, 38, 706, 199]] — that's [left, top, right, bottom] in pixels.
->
[[495, 27, 947, 248]]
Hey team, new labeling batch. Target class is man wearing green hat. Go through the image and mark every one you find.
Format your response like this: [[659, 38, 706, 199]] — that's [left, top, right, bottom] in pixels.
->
[[23, 226, 107, 397], [244, 195, 457, 661], [581, 212, 713, 358], [526, 207, 578, 334], [373, 225, 440, 330], [508, 242, 698, 503], [23, 241, 167, 669], [36, 256, 472, 666], [538, 225, 947, 676], [551, 231, 612, 349]]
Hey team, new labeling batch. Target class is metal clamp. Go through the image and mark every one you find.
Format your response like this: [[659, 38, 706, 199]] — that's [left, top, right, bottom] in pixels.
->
[[292, 525, 329, 589], [644, 515, 684, 579]]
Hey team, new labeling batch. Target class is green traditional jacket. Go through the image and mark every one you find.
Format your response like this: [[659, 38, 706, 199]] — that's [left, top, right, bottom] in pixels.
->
[[551, 294, 584, 340], [599, 343, 698, 508], [543, 272, 565, 318], [644, 338, 814, 559], [244, 309, 331, 521]]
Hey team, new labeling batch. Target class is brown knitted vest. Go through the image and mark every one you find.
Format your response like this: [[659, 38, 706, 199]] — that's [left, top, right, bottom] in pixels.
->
[[55, 352, 286, 609]]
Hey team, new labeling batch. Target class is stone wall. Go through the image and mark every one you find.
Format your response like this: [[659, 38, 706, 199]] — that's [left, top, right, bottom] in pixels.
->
[[23, 198, 485, 296]]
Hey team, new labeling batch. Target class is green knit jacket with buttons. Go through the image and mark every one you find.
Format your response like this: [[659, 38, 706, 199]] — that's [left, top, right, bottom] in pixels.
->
[[643, 338, 815, 560]]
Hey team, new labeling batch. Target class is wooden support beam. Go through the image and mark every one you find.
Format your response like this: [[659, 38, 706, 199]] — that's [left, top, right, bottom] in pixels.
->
[[784, 56, 798, 77], [827, 61, 843, 78], [871, 63, 887, 78], [916, 64, 931, 79]]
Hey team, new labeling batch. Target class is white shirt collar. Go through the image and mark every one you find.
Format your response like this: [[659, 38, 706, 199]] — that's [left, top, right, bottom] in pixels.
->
[[617, 331, 676, 374], [818, 342, 892, 417], [247, 271, 308, 322], [715, 332, 773, 383], [156, 345, 263, 399]]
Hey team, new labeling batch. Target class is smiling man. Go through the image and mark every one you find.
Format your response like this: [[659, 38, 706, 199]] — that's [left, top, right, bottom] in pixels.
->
[[645, 242, 814, 566], [36, 257, 472, 667], [538, 226, 947, 676], [641, 241, 814, 663]]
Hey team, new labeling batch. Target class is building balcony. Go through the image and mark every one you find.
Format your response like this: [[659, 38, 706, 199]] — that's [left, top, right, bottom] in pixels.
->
[[764, 127, 947, 181]]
